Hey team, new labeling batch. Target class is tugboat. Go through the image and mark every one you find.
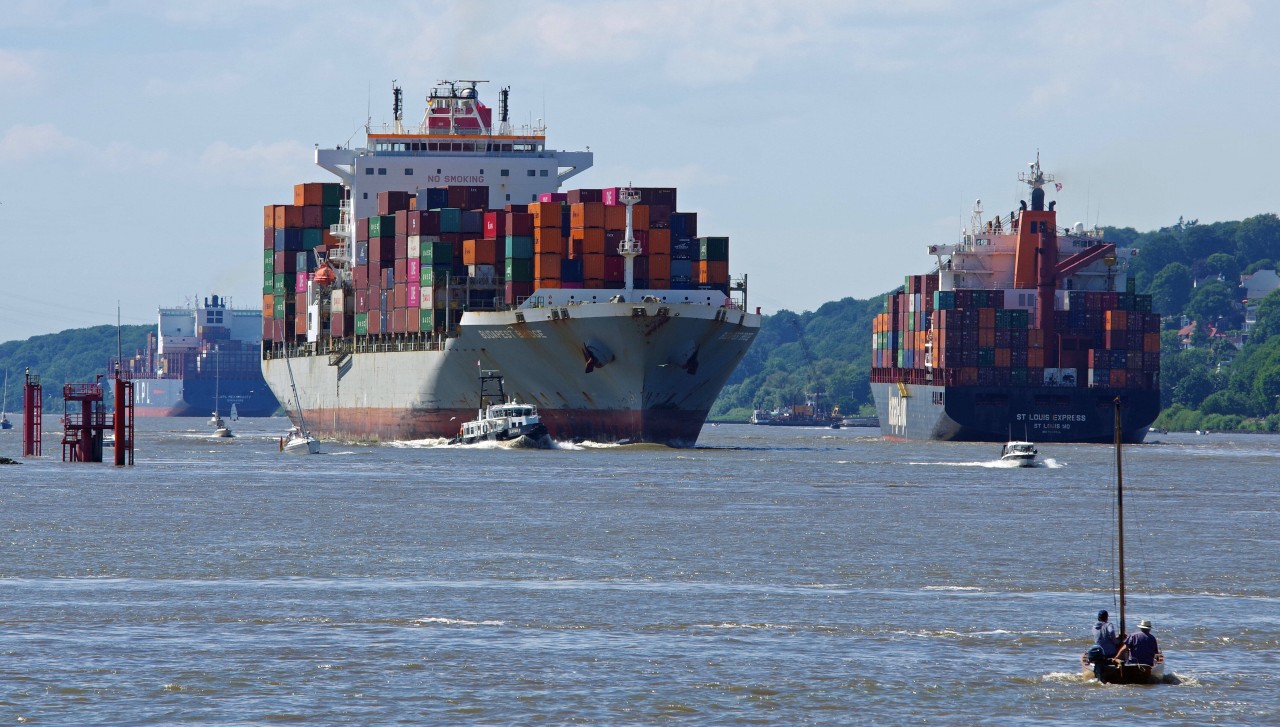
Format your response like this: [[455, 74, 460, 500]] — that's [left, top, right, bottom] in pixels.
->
[[449, 370, 552, 449]]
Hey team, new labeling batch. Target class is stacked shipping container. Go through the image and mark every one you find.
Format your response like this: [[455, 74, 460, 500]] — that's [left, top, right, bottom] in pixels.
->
[[262, 184, 733, 344], [870, 274, 1159, 391]]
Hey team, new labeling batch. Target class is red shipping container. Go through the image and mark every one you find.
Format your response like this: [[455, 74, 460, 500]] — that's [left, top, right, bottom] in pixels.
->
[[535, 252, 562, 280], [273, 319, 286, 341], [294, 182, 325, 206], [331, 313, 347, 338], [275, 251, 297, 273], [262, 317, 275, 341], [264, 226, 275, 249], [407, 210, 441, 236], [483, 211, 506, 239], [368, 236, 394, 262], [394, 284, 406, 309], [648, 254, 670, 280], [377, 191, 411, 215], [566, 189, 602, 204], [274, 205, 304, 229], [604, 256, 625, 282], [394, 258, 407, 284], [648, 228, 671, 256], [353, 265, 369, 290], [604, 204, 625, 230], [394, 236, 408, 260], [648, 204, 672, 228], [577, 228, 606, 255], [504, 281, 534, 304], [356, 217, 370, 241], [463, 239, 497, 265], [302, 205, 322, 228], [506, 212, 534, 237], [294, 313, 307, 336], [355, 290, 369, 313]]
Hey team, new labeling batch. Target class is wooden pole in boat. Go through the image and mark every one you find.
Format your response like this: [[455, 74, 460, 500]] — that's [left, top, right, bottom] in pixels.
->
[[1114, 396, 1126, 636]]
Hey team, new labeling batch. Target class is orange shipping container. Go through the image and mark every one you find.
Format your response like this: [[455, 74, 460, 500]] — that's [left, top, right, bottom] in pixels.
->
[[463, 238, 498, 266], [1106, 310, 1128, 330], [570, 202, 605, 229], [1112, 369, 1127, 388], [535, 252, 562, 280], [1028, 328, 1044, 348], [535, 227, 565, 255], [995, 348, 1011, 367], [647, 228, 671, 256], [575, 227, 607, 255], [979, 328, 995, 347], [274, 205, 304, 229], [648, 254, 671, 280], [1144, 332, 1160, 353], [582, 253, 606, 280], [294, 182, 326, 206], [604, 204, 626, 230], [529, 201, 563, 228], [978, 308, 996, 328], [264, 204, 277, 227], [294, 313, 307, 335], [1028, 348, 1045, 368]]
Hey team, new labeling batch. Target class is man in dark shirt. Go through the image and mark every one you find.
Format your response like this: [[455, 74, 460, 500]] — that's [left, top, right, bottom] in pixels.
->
[[1117, 619, 1160, 666], [1093, 609, 1121, 658]]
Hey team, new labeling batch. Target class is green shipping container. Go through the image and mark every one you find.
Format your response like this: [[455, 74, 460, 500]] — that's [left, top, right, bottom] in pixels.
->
[[322, 183, 342, 207], [420, 265, 452, 286], [273, 273, 286, 297], [420, 308, 453, 332], [437, 208, 462, 233], [273, 299, 286, 320], [504, 235, 534, 259], [420, 241, 454, 266], [697, 236, 729, 261], [264, 249, 275, 272], [322, 207, 341, 227], [368, 214, 395, 238], [302, 228, 323, 250], [505, 257, 534, 282], [355, 312, 369, 336]]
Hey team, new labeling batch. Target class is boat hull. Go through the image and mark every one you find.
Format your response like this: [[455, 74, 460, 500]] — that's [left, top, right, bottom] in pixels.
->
[[119, 375, 280, 418], [1080, 654, 1165, 684], [263, 301, 760, 447], [872, 382, 1159, 443]]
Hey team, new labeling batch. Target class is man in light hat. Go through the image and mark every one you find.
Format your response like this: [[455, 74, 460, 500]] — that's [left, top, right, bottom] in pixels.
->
[[1116, 619, 1161, 666], [1093, 609, 1121, 659]]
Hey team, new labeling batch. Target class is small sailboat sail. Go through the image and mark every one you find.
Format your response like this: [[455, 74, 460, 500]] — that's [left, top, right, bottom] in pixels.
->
[[1081, 397, 1166, 684]]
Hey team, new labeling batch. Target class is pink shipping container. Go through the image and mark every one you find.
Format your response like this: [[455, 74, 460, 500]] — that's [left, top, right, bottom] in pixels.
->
[[539, 192, 568, 203], [483, 211, 506, 239], [407, 258, 420, 282], [295, 271, 308, 293], [407, 283, 420, 308], [601, 187, 619, 206]]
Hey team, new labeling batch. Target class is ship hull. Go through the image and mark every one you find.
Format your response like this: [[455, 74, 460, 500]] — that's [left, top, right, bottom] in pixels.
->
[[263, 301, 759, 447], [125, 375, 281, 417], [872, 382, 1159, 443]]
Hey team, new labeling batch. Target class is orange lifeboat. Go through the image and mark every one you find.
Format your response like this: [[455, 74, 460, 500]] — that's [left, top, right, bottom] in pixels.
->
[[313, 264, 336, 287]]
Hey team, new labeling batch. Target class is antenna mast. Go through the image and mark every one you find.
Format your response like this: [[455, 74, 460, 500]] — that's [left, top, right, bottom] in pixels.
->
[[392, 81, 404, 134], [619, 186, 642, 294]]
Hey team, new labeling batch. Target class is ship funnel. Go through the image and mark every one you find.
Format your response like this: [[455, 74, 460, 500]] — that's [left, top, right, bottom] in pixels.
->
[[1031, 187, 1045, 211]]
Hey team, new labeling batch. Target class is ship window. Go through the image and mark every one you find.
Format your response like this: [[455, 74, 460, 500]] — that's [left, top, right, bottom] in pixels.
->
[[452, 143, 462, 151], [405, 168, 413, 175], [501, 169, 510, 177], [437, 169, 442, 174], [527, 169, 536, 177], [540, 170, 548, 177], [362, 192, 368, 199], [365, 168, 374, 175], [505, 194, 511, 201], [378, 168, 387, 175], [428, 143, 439, 151]]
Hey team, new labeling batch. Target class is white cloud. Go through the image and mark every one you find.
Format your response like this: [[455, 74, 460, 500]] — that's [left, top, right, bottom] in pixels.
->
[[198, 139, 316, 183], [0, 123, 87, 162], [0, 49, 41, 86]]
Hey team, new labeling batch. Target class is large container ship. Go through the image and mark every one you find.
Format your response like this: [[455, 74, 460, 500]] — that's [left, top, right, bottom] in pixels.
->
[[259, 81, 760, 447], [115, 295, 281, 417], [871, 156, 1160, 443]]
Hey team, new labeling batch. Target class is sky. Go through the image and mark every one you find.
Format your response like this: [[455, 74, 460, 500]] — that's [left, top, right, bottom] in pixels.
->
[[2, 0, 1277, 342]]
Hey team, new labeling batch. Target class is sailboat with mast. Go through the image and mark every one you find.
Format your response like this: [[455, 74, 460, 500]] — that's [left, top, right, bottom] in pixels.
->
[[210, 346, 232, 437], [1082, 397, 1165, 684], [1, 371, 12, 430], [280, 352, 319, 455]]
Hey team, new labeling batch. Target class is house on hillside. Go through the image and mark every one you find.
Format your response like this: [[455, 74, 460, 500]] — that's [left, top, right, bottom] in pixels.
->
[[1241, 269, 1280, 341]]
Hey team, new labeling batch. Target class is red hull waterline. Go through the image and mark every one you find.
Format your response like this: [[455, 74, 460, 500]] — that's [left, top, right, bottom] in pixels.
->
[[295, 406, 711, 446]]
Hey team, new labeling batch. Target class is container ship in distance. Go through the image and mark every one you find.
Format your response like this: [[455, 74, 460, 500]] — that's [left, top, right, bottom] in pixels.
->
[[871, 156, 1160, 443], [114, 295, 281, 417], [259, 81, 760, 446]]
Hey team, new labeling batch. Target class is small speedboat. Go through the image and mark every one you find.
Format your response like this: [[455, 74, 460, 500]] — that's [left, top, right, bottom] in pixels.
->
[[1000, 440, 1037, 467]]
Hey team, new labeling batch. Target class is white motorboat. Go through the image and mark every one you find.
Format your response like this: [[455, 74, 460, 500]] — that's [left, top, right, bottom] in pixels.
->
[[449, 370, 552, 449], [1000, 441, 1037, 466]]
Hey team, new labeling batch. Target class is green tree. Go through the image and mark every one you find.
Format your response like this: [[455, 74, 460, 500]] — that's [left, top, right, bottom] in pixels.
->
[[1243, 259, 1275, 275], [1234, 213, 1280, 262], [1204, 252, 1240, 282], [1148, 262, 1193, 315], [1186, 279, 1242, 330], [1172, 368, 1215, 407]]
